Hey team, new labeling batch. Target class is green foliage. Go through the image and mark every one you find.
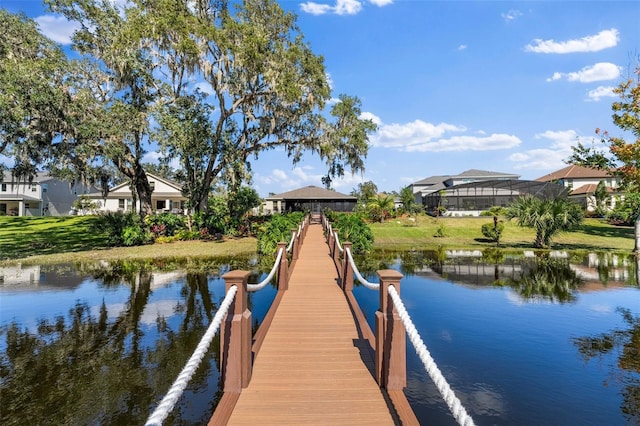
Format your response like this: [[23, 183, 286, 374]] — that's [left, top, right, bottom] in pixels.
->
[[507, 195, 584, 248], [607, 193, 640, 225], [193, 196, 231, 235], [330, 213, 374, 254], [174, 229, 202, 241], [96, 212, 142, 247], [433, 223, 447, 238], [398, 185, 419, 215], [227, 186, 262, 234], [122, 225, 151, 247], [256, 212, 305, 255], [367, 194, 395, 223], [481, 218, 505, 245], [145, 213, 186, 237], [480, 206, 508, 217]]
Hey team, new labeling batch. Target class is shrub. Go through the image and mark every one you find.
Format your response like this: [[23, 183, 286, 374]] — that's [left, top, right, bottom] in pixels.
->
[[145, 213, 186, 237], [96, 212, 141, 246], [122, 224, 152, 246], [434, 223, 447, 238], [175, 229, 202, 241], [329, 213, 373, 254], [256, 212, 305, 255], [481, 219, 504, 245]]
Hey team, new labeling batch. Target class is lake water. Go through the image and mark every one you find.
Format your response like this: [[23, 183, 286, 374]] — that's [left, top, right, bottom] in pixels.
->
[[1, 251, 638, 425]]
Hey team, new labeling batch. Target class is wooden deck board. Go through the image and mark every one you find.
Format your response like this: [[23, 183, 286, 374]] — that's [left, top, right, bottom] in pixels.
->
[[225, 222, 395, 425]]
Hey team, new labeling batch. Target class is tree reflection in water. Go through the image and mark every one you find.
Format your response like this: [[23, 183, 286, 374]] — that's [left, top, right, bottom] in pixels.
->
[[501, 256, 583, 303], [0, 259, 257, 426], [573, 308, 640, 424]]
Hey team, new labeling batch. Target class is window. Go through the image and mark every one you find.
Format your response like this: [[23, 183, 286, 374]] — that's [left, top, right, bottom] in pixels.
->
[[42, 183, 48, 193], [31, 185, 37, 192], [0, 203, 6, 214], [156, 200, 166, 210], [118, 199, 125, 209], [150, 181, 155, 191], [1, 183, 6, 192], [25, 203, 30, 209]]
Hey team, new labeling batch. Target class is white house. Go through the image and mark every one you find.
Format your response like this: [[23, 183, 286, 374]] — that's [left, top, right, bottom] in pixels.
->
[[0, 172, 96, 216], [535, 165, 621, 212], [85, 173, 187, 214]]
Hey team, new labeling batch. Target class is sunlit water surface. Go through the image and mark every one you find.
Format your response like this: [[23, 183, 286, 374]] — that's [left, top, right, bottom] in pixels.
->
[[1, 251, 639, 425]]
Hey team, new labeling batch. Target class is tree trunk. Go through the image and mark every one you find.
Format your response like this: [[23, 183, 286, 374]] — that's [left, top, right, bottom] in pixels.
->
[[635, 213, 640, 253], [134, 168, 153, 217]]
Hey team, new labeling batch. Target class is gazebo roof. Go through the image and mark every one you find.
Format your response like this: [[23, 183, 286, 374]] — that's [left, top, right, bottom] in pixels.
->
[[265, 186, 356, 200]]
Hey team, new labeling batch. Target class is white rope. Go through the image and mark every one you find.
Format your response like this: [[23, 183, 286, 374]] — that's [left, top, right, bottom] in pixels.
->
[[333, 231, 344, 253], [247, 247, 284, 292], [286, 230, 296, 253], [388, 285, 476, 426], [145, 285, 238, 426], [346, 247, 380, 290]]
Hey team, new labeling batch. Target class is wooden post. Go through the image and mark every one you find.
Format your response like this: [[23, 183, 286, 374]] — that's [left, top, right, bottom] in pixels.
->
[[342, 242, 353, 291], [375, 269, 406, 390], [327, 226, 335, 253], [220, 270, 252, 392], [292, 229, 299, 260], [277, 242, 289, 290]]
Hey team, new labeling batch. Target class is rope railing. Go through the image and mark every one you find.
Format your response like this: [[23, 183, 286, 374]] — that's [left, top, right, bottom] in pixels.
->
[[345, 247, 380, 291], [247, 247, 284, 292], [286, 230, 296, 253], [333, 231, 344, 253], [145, 285, 238, 426], [388, 285, 476, 426]]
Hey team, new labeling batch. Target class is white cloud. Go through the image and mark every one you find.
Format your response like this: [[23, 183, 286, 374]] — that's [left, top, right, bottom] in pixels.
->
[[501, 9, 522, 21], [35, 15, 80, 45], [256, 166, 365, 193], [508, 130, 577, 171], [587, 85, 616, 101], [546, 62, 621, 83], [525, 28, 619, 54], [301, 0, 391, 15], [458, 44, 468, 51], [359, 111, 382, 125], [368, 119, 520, 152]]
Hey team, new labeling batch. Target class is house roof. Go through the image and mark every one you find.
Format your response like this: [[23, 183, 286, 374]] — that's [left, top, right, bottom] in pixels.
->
[[265, 186, 356, 200], [453, 169, 519, 179], [1, 171, 54, 183], [85, 173, 183, 198], [536, 165, 612, 182], [412, 175, 450, 186], [570, 184, 617, 195]]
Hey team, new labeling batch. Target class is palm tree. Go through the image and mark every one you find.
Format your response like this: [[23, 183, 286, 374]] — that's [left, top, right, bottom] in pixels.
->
[[368, 194, 395, 223], [506, 195, 583, 248]]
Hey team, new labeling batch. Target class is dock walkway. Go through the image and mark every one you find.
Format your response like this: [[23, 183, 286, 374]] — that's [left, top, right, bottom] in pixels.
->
[[225, 222, 396, 425]]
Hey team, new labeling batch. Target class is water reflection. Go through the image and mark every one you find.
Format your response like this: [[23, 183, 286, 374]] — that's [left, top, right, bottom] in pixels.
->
[[358, 249, 639, 303], [573, 308, 640, 424], [0, 257, 267, 426]]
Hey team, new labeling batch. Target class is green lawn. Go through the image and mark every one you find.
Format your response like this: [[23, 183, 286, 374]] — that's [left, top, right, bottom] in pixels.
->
[[0, 215, 258, 265], [370, 216, 635, 253], [0, 214, 634, 265], [0, 216, 110, 260]]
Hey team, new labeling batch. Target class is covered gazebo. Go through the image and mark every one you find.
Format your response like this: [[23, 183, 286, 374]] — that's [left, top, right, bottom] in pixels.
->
[[263, 186, 357, 214]]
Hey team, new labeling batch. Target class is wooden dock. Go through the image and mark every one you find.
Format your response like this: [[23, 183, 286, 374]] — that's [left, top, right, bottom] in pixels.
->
[[221, 222, 397, 425]]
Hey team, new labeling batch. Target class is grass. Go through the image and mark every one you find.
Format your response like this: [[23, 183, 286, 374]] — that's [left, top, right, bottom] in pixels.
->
[[370, 215, 635, 253], [0, 214, 634, 266], [0, 216, 257, 266]]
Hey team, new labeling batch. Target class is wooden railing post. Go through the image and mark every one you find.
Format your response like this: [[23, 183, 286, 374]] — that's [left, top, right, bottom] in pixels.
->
[[327, 226, 335, 252], [276, 242, 289, 290], [375, 269, 406, 390], [291, 229, 299, 260], [220, 270, 252, 392], [342, 242, 353, 292]]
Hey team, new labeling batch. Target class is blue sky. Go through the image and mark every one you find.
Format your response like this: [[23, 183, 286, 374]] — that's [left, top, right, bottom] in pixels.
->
[[3, 0, 639, 196]]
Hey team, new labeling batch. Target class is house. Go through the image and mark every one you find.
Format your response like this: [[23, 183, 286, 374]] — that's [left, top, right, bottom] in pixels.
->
[[85, 173, 187, 214], [410, 169, 559, 216], [262, 186, 357, 214], [535, 165, 621, 212], [0, 172, 96, 216]]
